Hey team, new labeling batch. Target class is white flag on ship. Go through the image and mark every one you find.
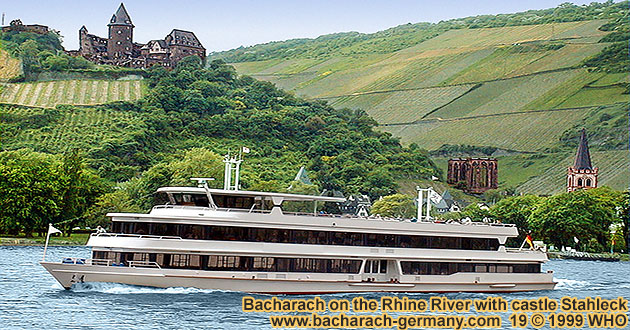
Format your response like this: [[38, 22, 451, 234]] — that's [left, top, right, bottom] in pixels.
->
[[48, 224, 61, 235]]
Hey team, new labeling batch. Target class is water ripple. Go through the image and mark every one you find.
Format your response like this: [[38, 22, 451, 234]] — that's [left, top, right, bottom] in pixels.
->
[[0, 246, 628, 329]]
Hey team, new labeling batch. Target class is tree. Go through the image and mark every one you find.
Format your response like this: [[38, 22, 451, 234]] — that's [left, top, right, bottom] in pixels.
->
[[0, 150, 64, 236], [55, 149, 105, 235], [371, 194, 415, 218], [528, 190, 615, 250], [104, 148, 225, 211], [491, 195, 542, 245], [0, 149, 106, 236], [461, 203, 492, 222], [18, 39, 41, 74]]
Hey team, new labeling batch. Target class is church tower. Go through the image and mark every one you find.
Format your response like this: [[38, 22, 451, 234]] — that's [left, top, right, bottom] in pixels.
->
[[567, 129, 598, 192], [107, 3, 134, 60]]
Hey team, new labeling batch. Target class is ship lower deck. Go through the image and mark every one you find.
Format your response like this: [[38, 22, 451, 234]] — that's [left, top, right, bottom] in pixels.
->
[[41, 261, 556, 294]]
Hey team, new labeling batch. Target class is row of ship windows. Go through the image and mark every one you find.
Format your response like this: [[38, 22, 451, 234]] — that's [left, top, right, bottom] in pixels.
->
[[400, 261, 541, 275], [93, 251, 362, 273], [110, 222, 500, 250], [92, 251, 541, 275]]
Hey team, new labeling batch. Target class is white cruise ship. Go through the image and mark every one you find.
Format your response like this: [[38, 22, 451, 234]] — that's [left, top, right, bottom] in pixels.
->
[[41, 187, 555, 293], [42, 157, 555, 293]]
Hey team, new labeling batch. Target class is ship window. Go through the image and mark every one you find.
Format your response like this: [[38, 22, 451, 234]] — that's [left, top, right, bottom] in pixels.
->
[[253, 257, 274, 270], [475, 264, 487, 272], [380, 260, 387, 273], [459, 263, 473, 272], [497, 265, 511, 273], [133, 253, 149, 262], [372, 260, 379, 273], [134, 222, 148, 235], [364, 260, 386, 273], [189, 255, 201, 268], [170, 254, 190, 268], [154, 192, 170, 205]]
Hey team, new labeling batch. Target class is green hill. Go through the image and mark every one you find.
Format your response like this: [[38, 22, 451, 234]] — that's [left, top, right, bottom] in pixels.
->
[[215, 1, 629, 194]]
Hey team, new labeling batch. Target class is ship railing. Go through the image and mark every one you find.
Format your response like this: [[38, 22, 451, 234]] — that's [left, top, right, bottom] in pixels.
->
[[282, 211, 517, 227], [91, 232, 183, 240], [89, 258, 113, 266], [59, 257, 163, 269], [128, 260, 162, 269], [153, 205, 272, 214], [60, 257, 89, 265], [505, 247, 544, 253]]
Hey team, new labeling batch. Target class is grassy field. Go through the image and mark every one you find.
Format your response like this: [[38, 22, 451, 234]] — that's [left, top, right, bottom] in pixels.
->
[[0, 233, 90, 246], [1, 104, 144, 153], [0, 49, 22, 81], [0, 79, 144, 108]]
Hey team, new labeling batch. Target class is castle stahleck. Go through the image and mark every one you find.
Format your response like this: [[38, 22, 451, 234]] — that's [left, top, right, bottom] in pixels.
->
[[74, 3, 205, 68]]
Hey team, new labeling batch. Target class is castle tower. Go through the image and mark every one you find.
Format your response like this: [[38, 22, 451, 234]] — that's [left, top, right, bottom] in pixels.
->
[[567, 129, 598, 192], [107, 3, 134, 60], [78, 25, 89, 55]]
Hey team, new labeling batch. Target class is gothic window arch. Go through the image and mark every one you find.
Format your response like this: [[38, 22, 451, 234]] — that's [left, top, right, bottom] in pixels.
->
[[586, 178, 592, 187], [577, 178, 583, 186]]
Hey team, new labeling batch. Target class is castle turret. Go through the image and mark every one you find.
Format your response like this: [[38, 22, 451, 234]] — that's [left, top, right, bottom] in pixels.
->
[[79, 26, 89, 55], [567, 129, 598, 192], [107, 3, 134, 60]]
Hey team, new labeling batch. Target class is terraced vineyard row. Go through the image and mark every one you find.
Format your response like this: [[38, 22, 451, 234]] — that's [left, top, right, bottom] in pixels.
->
[[0, 79, 144, 108], [0, 104, 144, 153], [517, 150, 630, 194], [393, 20, 608, 53], [381, 107, 594, 152], [333, 84, 477, 124]]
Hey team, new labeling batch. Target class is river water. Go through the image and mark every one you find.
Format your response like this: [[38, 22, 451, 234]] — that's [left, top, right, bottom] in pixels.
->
[[0, 246, 628, 329]]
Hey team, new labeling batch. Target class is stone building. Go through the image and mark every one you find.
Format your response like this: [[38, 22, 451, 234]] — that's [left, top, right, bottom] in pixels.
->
[[75, 3, 205, 68], [447, 158, 498, 194], [567, 129, 598, 192], [1, 19, 50, 34]]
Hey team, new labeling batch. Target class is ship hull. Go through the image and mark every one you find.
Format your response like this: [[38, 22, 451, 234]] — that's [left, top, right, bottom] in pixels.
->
[[41, 262, 556, 294]]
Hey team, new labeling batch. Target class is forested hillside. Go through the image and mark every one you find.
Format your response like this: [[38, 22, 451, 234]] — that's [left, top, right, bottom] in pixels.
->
[[217, 1, 629, 194], [0, 50, 440, 235]]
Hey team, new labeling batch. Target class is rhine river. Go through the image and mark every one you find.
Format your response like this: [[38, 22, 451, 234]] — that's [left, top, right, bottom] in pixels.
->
[[1, 246, 628, 329]]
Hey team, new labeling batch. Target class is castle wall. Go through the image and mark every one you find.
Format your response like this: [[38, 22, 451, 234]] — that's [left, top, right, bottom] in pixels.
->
[[447, 158, 498, 194]]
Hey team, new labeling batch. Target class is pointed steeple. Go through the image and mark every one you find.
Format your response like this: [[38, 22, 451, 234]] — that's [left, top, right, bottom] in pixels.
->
[[573, 128, 592, 170], [109, 3, 133, 26]]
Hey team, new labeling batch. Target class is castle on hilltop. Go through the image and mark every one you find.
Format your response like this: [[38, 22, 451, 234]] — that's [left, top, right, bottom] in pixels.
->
[[73, 3, 205, 68], [1, 19, 50, 34]]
